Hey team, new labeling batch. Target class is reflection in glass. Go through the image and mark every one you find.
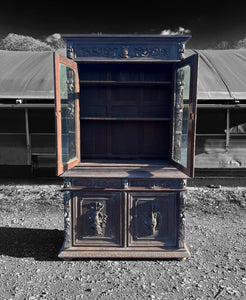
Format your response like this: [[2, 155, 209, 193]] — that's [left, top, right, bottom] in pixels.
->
[[227, 123, 246, 134], [60, 64, 77, 164], [172, 65, 191, 167]]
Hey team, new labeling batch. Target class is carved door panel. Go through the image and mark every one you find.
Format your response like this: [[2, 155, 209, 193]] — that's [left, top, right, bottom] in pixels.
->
[[54, 53, 80, 176], [171, 53, 198, 177], [72, 192, 123, 246], [128, 192, 178, 247]]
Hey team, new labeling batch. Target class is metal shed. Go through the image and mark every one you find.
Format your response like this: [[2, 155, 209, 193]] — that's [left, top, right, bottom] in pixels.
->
[[0, 50, 56, 176], [187, 49, 246, 176]]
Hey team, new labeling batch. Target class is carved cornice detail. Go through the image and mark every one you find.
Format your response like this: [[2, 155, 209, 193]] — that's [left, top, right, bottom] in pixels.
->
[[63, 35, 190, 61], [75, 45, 170, 59], [178, 42, 185, 60]]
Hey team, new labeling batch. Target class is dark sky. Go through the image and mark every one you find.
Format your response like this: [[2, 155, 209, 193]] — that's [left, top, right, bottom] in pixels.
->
[[1, 2, 246, 49]]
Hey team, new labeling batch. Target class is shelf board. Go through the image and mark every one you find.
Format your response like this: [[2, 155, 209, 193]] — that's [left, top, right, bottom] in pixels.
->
[[79, 80, 172, 86], [80, 117, 171, 121], [196, 134, 225, 137], [196, 133, 246, 137]]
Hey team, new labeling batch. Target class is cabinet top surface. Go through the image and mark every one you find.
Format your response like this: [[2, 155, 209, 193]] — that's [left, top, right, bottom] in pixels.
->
[[62, 34, 190, 41], [61, 160, 189, 179]]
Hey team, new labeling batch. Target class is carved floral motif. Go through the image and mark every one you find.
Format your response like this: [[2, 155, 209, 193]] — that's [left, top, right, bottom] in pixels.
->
[[88, 201, 108, 236], [143, 203, 160, 236], [173, 68, 185, 162], [67, 45, 75, 59], [177, 191, 186, 248], [63, 191, 71, 249], [135, 47, 169, 58]]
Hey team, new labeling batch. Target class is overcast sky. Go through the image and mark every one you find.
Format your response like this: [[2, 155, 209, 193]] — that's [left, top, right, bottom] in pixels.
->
[[1, 2, 246, 49]]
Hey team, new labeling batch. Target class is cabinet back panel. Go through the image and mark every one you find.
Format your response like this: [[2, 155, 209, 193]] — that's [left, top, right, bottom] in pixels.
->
[[80, 86, 171, 118], [79, 62, 172, 160], [79, 63, 173, 81], [81, 120, 170, 159]]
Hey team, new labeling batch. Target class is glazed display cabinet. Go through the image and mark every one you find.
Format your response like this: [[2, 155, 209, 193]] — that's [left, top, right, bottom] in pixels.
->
[[54, 35, 198, 259]]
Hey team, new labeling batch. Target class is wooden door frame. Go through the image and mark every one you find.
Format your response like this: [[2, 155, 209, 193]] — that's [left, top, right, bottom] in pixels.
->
[[54, 53, 80, 176]]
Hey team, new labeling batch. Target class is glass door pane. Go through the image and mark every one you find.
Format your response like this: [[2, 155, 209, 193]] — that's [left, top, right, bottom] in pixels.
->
[[54, 53, 80, 175], [172, 65, 191, 167], [172, 54, 198, 177], [60, 64, 77, 164]]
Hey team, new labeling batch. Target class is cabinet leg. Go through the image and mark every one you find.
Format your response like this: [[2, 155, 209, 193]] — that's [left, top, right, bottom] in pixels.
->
[[179, 257, 187, 261]]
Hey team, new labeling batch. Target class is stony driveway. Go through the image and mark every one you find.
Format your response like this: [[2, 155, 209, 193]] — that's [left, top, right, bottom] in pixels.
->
[[0, 183, 245, 299]]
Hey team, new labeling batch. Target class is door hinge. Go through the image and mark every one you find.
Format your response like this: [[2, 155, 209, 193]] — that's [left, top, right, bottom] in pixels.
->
[[190, 112, 195, 120]]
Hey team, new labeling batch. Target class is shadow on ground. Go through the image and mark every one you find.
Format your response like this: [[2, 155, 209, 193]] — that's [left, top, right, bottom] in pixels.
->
[[0, 227, 64, 261]]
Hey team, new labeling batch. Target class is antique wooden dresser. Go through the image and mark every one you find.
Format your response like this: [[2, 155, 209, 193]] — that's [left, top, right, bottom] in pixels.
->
[[54, 34, 198, 259]]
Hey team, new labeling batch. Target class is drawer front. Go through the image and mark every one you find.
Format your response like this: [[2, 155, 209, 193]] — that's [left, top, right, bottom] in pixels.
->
[[128, 191, 178, 247], [129, 179, 183, 189], [72, 191, 123, 246], [72, 178, 122, 189], [69, 178, 185, 190]]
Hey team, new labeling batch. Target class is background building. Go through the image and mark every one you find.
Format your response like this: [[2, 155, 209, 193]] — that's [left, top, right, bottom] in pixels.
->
[[0, 51, 57, 176]]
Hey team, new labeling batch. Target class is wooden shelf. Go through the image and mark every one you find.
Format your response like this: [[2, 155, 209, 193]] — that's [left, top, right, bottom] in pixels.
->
[[79, 80, 172, 86], [196, 133, 246, 137], [80, 117, 171, 121], [196, 134, 225, 137]]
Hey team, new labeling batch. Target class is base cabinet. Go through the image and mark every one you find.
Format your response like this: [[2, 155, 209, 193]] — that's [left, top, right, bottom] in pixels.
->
[[59, 185, 189, 259]]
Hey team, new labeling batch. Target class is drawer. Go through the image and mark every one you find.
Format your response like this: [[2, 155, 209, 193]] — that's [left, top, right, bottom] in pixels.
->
[[72, 178, 122, 189], [129, 179, 183, 189]]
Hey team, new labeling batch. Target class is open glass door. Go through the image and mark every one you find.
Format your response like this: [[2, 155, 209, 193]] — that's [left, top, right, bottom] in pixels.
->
[[172, 53, 198, 177], [54, 53, 80, 176]]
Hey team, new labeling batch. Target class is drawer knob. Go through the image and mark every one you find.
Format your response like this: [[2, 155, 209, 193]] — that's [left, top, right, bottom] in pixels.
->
[[122, 179, 129, 189]]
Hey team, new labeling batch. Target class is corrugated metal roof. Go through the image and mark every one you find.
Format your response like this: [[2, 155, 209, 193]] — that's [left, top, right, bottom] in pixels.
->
[[0, 48, 246, 100], [187, 49, 246, 100], [0, 50, 55, 99]]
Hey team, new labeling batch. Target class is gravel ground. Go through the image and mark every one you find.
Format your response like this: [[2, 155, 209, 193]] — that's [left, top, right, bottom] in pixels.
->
[[0, 183, 245, 299]]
